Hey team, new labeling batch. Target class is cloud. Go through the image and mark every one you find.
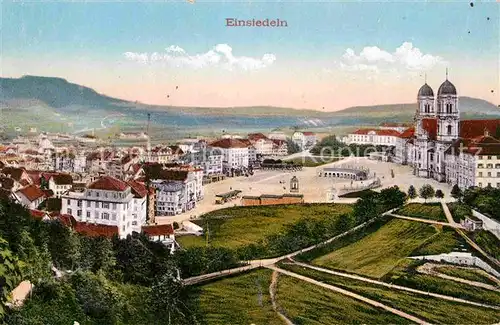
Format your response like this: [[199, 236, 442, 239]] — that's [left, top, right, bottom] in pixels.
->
[[124, 44, 276, 71], [337, 42, 445, 73]]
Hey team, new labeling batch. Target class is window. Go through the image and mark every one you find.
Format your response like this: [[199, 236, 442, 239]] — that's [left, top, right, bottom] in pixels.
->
[[103, 203, 110, 209], [112, 213, 116, 220], [102, 213, 109, 220], [497, 183, 500, 188], [86, 211, 90, 218], [67, 208, 72, 215], [122, 226, 125, 232], [122, 215, 125, 221], [86, 201, 91, 208], [479, 182, 483, 187], [447, 125, 452, 135], [479, 172, 483, 177], [77, 210, 82, 217], [112, 203, 117, 210], [95, 211, 99, 219], [496, 164, 500, 169], [478, 164, 484, 168], [132, 221, 137, 226], [96, 192, 100, 197], [67, 199, 71, 205], [488, 172, 492, 177]]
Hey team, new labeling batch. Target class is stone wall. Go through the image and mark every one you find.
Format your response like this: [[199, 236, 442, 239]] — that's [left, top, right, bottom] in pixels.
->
[[241, 194, 304, 206]]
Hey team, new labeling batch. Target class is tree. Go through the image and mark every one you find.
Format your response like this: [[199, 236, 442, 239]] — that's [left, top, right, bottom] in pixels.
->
[[451, 184, 462, 202], [286, 138, 301, 155], [419, 184, 435, 202], [46, 220, 81, 271], [407, 185, 417, 200], [173, 222, 180, 230], [149, 272, 198, 325], [379, 186, 407, 209], [334, 214, 355, 233], [435, 189, 444, 199], [79, 236, 116, 274], [0, 237, 22, 320]]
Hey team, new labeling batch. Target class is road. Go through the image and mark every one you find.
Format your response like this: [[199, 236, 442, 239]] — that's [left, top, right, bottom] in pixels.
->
[[290, 261, 500, 310], [388, 213, 465, 229], [268, 265, 430, 325]]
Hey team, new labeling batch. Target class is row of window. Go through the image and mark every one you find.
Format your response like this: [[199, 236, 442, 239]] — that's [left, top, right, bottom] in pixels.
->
[[85, 190, 127, 199], [478, 182, 500, 188], [478, 172, 500, 178], [477, 164, 500, 169], [69, 199, 122, 210]]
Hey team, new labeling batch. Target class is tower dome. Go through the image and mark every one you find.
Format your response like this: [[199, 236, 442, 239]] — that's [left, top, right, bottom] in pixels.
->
[[418, 83, 434, 97], [437, 79, 457, 96]]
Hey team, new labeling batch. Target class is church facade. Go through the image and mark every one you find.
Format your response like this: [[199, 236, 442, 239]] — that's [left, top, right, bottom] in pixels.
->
[[395, 77, 500, 190]]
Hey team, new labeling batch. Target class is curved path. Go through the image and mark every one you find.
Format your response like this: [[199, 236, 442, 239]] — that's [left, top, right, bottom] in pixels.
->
[[269, 271, 294, 325], [290, 261, 500, 310], [182, 216, 379, 285], [268, 265, 430, 325], [417, 263, 500, 291]]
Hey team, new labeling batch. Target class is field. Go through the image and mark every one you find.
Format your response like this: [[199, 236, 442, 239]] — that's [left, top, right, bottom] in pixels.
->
[[177, 203, 353, 250], [311, 218, 445, 278], [190, 269, 283, 325], [395, 203, 447, 222], [383, 259, 500, 306], [469, 230, 500, 260], [275, 274, 408, 324], [435, 265, 500, 286], [280, 264, 500, 324], [447, 202, 472, 223]]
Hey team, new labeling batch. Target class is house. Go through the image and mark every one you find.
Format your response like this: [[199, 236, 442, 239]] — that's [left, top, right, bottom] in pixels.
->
[[292, 131, 317, 150], [461, 215, 484, 231], [248, 133, 274, 156], [48, 173, 73, 197], [346, 129, 402, 146], [271, 139, 288, 156], [150, 168, 202, 216], [1, 167, 31, 188], [60, 176, 147, 238], [29, 209, 51, 221], [209, 138, 251, 175], [15, 185, 46, 209]]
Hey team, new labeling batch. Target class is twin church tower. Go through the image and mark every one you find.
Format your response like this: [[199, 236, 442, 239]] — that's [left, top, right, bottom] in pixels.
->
[[414, 72, 459, 181]]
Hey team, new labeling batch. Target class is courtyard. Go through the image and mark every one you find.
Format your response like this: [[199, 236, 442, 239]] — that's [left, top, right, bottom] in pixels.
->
[[156, 157, 454, 225]]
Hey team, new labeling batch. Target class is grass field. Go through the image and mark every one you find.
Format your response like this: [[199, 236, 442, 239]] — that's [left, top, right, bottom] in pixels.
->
[[435, 265, 499, 286], [395, 203, 447, 222], [447, 202, 472, 223], [275, 274, 408, 324], [281, 264, 500, 324], [470, 230, 500, 260], [383, 259, 500, 307], [338, 189, 377, 198], [177, 203, 353, 250], [191, 269, 283, 325], [311, 218, 444, 278]]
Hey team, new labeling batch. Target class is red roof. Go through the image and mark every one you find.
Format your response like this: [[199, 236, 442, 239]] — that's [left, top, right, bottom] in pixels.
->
[[142, 224, 174, 236], [248, 133, 269, 141], [303, 132, 315, 136], [29, 209, 47, 220], [353, 128, 402, 136], [74, 222, 119, 238], [88, 176, 129, 192], [127, 180, 148, 198], [460, 119, 500, 139], [17, 185, 45, 202], [210, 138, 250, 149], [55, 213, 77, 227], [399, 127, 415, 139]]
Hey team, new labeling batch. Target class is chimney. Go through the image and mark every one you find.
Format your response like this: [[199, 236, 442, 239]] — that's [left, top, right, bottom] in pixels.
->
[[484, 128, 490, 137]]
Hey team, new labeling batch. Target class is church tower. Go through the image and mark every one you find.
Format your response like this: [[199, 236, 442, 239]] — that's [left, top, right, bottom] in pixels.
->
[[435, 71, 459, 181], [414, 81, 435, 177]]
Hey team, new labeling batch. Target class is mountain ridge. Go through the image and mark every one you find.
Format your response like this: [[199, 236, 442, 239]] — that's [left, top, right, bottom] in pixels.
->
[[1, 75, 499, 118]]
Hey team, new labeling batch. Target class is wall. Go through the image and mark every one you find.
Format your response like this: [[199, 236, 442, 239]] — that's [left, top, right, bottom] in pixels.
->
[[472, 210, 500, 240], [241, 195, 304, 206]]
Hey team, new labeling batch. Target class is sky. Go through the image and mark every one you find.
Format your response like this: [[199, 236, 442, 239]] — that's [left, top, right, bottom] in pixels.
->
[[2, 0, 499, 111]]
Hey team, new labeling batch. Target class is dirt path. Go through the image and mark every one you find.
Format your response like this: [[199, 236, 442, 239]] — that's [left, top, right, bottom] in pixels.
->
[[268, 265, 430, 325], [290, 261, 500, 310], [269, 270, 294, 325], [417, 263, 500, 291], [388, 213, 463, 229]]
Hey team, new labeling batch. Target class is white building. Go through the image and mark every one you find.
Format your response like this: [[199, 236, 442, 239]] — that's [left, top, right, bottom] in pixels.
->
[[210, 138, 250, 175], [292, 131, 317, 150], [346, 129, 401, 146], [268, 130, 287, 141], [15, 185, 46, 209], [61, 176, 146, 238], [394, 77, 500, 189], [48, 174, 73, 197], [151, 169, 202, 216], [248, 133, 274, 156]]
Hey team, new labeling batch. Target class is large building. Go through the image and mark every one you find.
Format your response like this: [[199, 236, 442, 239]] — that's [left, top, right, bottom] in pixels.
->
[[346, 129, 401, 146], [395, 77, 500, 189], [292, 131, 317, 150], [61, 176, 147, 238], [209, 138, 251, 175]]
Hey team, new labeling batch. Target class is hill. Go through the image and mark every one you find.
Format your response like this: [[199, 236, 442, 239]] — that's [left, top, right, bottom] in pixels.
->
[[2, 75, 498, 118]]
